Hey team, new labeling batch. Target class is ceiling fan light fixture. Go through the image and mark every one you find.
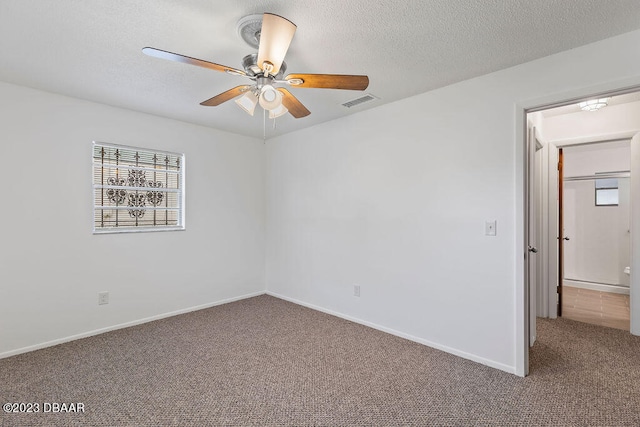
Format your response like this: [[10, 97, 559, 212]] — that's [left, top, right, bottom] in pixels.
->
[[235, 91, 259, 115], [269, 104, 288, 119], [262, 61, 275, 76], [259, 85, 283, 110], [578, 97, 610, 112], [257, 13, 296, 76]]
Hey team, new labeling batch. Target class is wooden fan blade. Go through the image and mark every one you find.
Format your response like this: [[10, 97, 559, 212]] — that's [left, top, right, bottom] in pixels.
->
[[278, 88, 311, 118], [142, 47, 246, 76], [200, 86, 252, 106], [285, 74, 369, 90], [257, 13, 296, 76]]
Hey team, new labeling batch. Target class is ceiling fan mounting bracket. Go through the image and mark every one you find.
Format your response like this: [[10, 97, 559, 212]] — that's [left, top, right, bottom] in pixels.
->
[[236, 14, 263, 49]]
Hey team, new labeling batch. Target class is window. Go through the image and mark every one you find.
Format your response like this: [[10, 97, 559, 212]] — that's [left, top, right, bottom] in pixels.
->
[[595, 178, 618, 206], [93, 142, 184, 233]]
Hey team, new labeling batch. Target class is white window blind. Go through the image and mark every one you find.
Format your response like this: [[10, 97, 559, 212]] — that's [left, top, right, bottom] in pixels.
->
[[595, 178, 619, 207], [93, 142, 184, 233]]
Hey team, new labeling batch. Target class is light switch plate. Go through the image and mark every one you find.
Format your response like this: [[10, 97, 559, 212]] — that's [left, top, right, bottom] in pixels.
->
[[98, 291, 109, 305], [485, 220, 497, 236]]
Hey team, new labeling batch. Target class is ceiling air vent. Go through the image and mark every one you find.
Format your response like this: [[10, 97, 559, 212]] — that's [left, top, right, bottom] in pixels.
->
[[341, 93, 378, 108]]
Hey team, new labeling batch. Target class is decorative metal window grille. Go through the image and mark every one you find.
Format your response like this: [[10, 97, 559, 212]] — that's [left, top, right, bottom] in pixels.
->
[[93, 142, 184, 233]]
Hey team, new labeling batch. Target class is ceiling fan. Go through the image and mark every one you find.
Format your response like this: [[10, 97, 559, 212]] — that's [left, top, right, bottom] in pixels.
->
[[143, 13, 369, 119]]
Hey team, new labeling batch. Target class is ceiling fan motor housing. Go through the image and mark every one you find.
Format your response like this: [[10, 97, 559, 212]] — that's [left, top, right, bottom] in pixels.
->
[[242, 53, 286, 78]]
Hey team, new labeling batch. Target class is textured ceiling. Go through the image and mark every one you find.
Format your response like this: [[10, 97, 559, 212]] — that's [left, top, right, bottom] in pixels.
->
[[2, 0, 640, 139]]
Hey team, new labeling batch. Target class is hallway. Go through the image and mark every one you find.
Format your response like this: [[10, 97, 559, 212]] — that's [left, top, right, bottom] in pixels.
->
[[562, 286, 630, 331]]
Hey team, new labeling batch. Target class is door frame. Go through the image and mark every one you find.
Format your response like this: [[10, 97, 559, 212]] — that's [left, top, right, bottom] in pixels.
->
[[515, 79, 640, 377], [557, 148, 564, 317], [548, 138, 633, 316]]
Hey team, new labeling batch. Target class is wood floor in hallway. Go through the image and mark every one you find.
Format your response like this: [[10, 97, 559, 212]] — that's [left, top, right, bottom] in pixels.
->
[[562, 286, 630, 331]]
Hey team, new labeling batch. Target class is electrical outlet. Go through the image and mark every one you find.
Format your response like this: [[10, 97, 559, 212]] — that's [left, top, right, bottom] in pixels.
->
[[98, 291, 109, 305], [354, 285, 361, 297]]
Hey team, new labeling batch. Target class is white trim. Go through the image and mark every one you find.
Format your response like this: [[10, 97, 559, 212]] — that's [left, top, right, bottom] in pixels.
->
[[630, 133, 640, 335], [564, 279, 630, 295], [93, 140, 184, 158], [0, 291, 265, 360], [181, 154, 186, 230], [515, 104, 527, 377], [266, 291, 517, 375], [538, 140, 550, 318], [4, 288, 516, 374], [92, 225, 185, 234], [546, 142, 560, 320], [550, 131, 637, 148]]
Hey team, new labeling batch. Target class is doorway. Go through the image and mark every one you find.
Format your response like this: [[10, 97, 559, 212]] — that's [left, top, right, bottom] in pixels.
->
[[523, 88, 640, 375], [560, 142, 631, 330]]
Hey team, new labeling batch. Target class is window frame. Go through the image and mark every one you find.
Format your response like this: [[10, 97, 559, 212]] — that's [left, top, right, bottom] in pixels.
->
[[594, 178, 619, 207], [92, 141, 185, 234]]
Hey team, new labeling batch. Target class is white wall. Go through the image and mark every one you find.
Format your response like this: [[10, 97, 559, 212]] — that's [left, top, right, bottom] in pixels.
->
[[0, 81, 265, 357], [265, 29, 640, 374], [541, 101, 640, 144], [562, 144, 631, 287], [563, 142, 631, 177], [563, 179, 630, 286]]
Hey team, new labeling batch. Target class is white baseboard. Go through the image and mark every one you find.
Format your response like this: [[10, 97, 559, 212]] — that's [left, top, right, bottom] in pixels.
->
[[5, 290, 518, 376], [266, 291, 516, 375], [564, 279, 630, 295], [0, 291, 266, 360]]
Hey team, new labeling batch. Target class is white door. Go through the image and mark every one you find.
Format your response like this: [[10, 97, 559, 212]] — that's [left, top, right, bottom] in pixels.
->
[[526, 126, 539, 347], [631, 133, 640, 335], [547, 142, 559, 319]]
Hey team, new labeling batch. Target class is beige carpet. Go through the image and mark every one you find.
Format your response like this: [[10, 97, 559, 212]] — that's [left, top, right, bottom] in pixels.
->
[[2, 295, 640, 426]]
